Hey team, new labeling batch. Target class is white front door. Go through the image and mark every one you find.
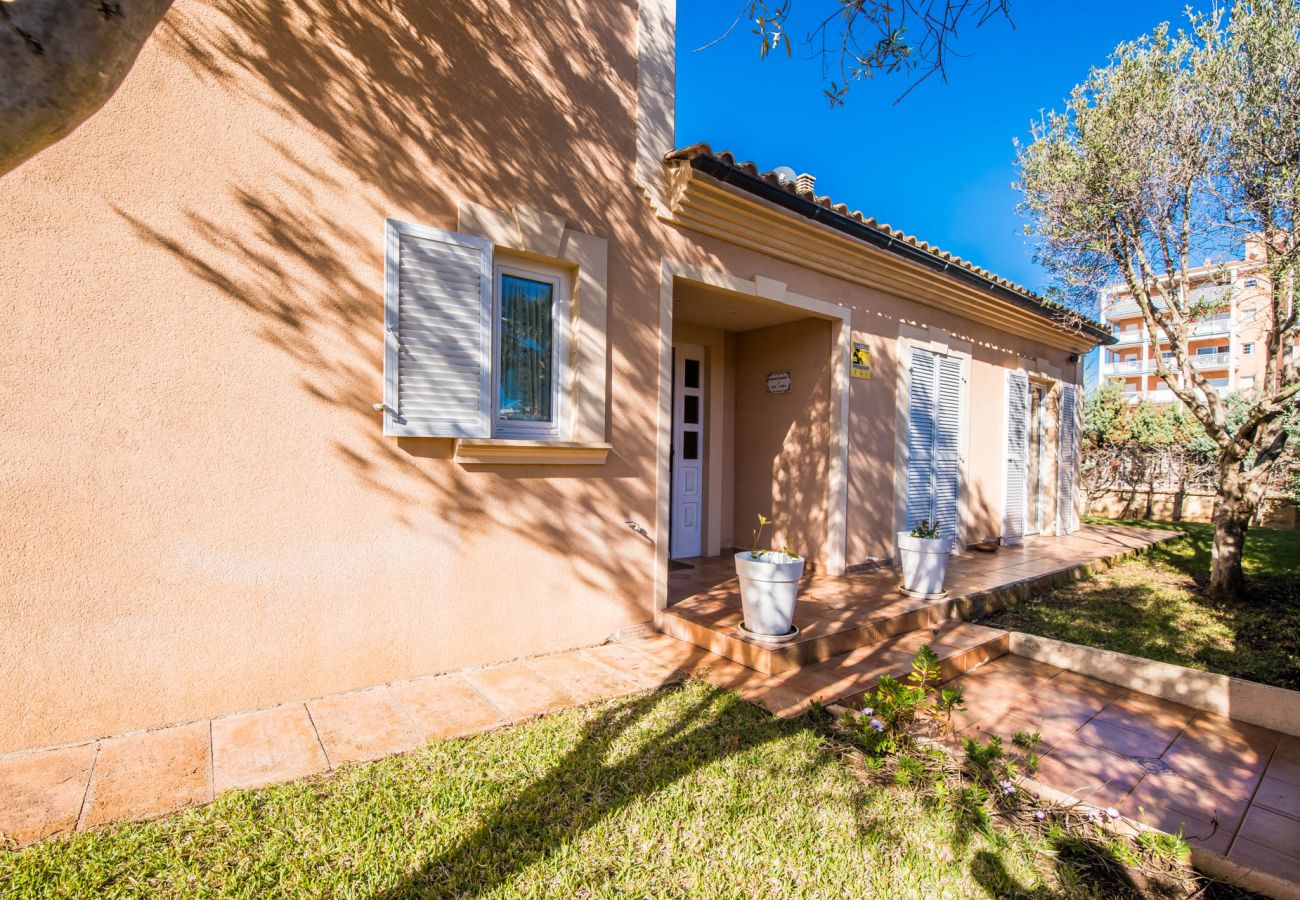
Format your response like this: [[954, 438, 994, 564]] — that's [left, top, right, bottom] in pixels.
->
[[670, 344, 705, 559]]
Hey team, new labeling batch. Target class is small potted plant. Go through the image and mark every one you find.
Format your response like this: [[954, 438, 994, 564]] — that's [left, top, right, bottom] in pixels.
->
[[735, 514, 805, 640], [897, 518, 951, 597]]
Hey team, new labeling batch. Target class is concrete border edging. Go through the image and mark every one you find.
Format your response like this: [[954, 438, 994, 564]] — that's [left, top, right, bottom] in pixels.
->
[[1009, 632, 1300, 738]]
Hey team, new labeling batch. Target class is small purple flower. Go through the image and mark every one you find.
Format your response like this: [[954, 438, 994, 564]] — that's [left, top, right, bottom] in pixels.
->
[[998, 779, 1016, 795], [1087, 808, 1103, 822], [862, 707, 874, 717], [1032, 792, 1040, 800], [1105, 807, 1120, 820], [869, 718, 885, 732], [1034, 810, 1046, 821]]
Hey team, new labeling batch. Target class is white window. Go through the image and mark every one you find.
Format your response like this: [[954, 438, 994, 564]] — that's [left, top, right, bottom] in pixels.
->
[[1240, 376, 1255, 389], [1197, 346, 1224, 355], [1161, 350, 1174, 359], [1243, 342, 1254, 355], [492, 260, 569, 439], [382, 219, 574, 441]]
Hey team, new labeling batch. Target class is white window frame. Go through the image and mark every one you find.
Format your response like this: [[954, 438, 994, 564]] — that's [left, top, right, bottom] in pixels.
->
[[1243, 342, 1254, 355], [491, 257, 571, 440]]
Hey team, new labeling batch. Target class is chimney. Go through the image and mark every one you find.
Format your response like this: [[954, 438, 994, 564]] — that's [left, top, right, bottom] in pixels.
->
[[795, 172, 816, 195]]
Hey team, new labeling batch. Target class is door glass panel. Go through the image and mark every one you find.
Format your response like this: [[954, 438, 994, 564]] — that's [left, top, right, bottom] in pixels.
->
[[498, 274, 554, 422], [684, 395, 700, 425], [682, 430, 699, 460], [684, 358, 701, 389]]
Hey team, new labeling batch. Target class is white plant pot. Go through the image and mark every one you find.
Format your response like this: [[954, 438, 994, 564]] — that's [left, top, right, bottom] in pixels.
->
[[897, 532, 952, 596], [735, 551, 805, 636]]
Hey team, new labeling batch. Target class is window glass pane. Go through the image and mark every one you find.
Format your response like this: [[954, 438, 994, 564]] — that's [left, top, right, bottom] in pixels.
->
[[683, 430, 699, 460], [684, 395, 700, 424], [684, 358, 701, 389], [498, 274, 554, 423]]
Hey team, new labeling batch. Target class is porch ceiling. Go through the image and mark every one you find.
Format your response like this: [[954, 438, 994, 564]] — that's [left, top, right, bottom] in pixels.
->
[[673, 280, 811, 332]]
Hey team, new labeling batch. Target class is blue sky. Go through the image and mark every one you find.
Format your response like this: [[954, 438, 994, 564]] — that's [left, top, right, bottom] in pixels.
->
[[676, 1, 1215, 299]]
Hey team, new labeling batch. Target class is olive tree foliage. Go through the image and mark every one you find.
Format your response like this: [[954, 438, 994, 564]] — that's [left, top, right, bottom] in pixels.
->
[[1017, 1, 1300, 597], [1, 0, 175, 177], [706, 0, 1011, 103]]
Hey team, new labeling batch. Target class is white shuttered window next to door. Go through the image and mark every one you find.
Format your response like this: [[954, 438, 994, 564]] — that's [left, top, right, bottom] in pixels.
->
[[1003, 371, 1030, 546], [905, 346, 963, 546]]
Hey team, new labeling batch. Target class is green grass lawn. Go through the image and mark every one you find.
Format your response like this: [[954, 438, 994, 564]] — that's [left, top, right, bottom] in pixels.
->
[[0, 680, 1181, 899], [985, 519, 1300, 691]]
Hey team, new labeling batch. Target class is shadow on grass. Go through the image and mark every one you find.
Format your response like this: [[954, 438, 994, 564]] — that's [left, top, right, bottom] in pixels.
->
[[374, 683, 863, 897]]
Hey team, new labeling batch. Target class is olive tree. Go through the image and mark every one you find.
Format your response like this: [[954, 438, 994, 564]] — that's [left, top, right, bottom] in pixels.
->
[[1017, 0, 1300, 597]]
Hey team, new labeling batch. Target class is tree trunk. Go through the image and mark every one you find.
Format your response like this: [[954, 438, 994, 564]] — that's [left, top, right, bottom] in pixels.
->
[[1208, 464, 1253, 599]]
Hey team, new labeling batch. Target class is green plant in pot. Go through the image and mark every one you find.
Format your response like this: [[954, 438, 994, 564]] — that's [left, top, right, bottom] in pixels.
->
[[734, 514, 805, 640], [897, 518, 952, 597]]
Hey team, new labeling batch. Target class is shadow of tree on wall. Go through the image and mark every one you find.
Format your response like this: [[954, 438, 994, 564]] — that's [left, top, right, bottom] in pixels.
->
[[111, 0, 670, 615]]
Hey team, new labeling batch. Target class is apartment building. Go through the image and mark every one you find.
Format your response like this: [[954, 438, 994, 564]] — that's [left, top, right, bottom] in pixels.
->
[[1097, 239, 1292, 402]]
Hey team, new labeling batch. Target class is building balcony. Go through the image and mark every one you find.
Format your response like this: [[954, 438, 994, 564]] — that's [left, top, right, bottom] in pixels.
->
[[1192, 318, 1231, 336], [1191, 351, 1231, 369], [1104, 358, 1154, 376], [1109, 330, 1147, 346]]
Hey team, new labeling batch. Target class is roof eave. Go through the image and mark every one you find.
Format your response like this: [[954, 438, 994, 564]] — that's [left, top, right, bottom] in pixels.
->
[[673, 151, 1114, 347]]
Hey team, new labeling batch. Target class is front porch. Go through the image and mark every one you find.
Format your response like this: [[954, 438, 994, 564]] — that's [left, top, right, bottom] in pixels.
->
[[662, 524, 1176, 686]]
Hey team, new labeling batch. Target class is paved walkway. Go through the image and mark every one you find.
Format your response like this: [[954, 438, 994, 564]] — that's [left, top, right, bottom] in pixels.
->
[[952, 656, 1300, 886], [0, 641, 687, 848]]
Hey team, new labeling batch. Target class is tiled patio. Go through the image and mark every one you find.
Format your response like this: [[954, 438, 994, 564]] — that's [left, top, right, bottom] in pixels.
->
[[952, 656, 1300, 886], [664, 524, 1180, 677]]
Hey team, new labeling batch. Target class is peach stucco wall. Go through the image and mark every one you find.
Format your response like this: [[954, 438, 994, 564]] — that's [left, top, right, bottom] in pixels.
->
[[0, 0, 1086, 753]]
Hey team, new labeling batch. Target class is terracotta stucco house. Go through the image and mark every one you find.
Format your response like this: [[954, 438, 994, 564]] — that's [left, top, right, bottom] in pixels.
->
[[0, 0, 1112, 755]]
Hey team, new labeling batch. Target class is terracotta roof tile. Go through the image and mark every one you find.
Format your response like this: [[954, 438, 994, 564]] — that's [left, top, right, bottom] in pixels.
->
[[665, 143, 1111, 343]]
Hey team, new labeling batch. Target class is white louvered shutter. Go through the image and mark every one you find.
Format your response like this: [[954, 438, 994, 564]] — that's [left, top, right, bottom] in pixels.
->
[[1003, 371, 1030, 546], [934, 354, 963, 547], [383, 220, 493, 437], [1057, 383, 1079, 534], [905, 347, 937, 532]]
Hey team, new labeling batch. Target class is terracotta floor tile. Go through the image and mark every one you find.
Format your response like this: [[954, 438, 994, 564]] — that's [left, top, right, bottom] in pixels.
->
[[584, 642, 685, 688], [1130, 801, 1232, 854], [1047, 671, 1126, 702], [1128, 771, 1249, 833], [1160, 743, 1264, 801], [1076, 718, 1175, 759], [1174, 712, 1280, 771], [1228, 837, 1300, 885], [462, 660, 576, 721], [212, 704, 330, 794], [525, 650, 642, 705], [626, 634, 721, 673], [1236, 805, 1300, 857], [1253, 774, 1300, 820], [1016, 684, 1112, 724], [82, 722, 211, 828], [0, 744, 96, 846], [1266, 748, 1300, 788], [1091, 692, 1195, 744], [388, 673, 507, 740], [976, 654, 1062, 682], [307, 687, 421, 766], [1036, 743, 1143, 805]]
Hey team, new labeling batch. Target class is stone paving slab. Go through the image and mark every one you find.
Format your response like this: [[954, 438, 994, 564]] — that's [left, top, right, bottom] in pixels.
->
[[0, 744, 97, 846], [82, 721, 211, 829]]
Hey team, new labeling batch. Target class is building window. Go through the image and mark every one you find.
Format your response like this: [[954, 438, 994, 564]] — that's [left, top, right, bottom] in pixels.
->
[[1240, 376, 1255, 389], [1243, 342, 1254, 355], [493, 261, 569, 439]]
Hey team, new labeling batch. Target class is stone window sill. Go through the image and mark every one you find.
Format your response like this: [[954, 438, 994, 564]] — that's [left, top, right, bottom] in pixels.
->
[[453, 439, 612, 466]]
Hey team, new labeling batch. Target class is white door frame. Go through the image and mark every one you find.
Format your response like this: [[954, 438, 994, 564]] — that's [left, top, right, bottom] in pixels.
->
[[670, 343, 706, 559], [654, 261, 850, 616]]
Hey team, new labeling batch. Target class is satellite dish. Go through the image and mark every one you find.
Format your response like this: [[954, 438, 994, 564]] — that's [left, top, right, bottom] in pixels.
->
[[771, 165, 797, 184]]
